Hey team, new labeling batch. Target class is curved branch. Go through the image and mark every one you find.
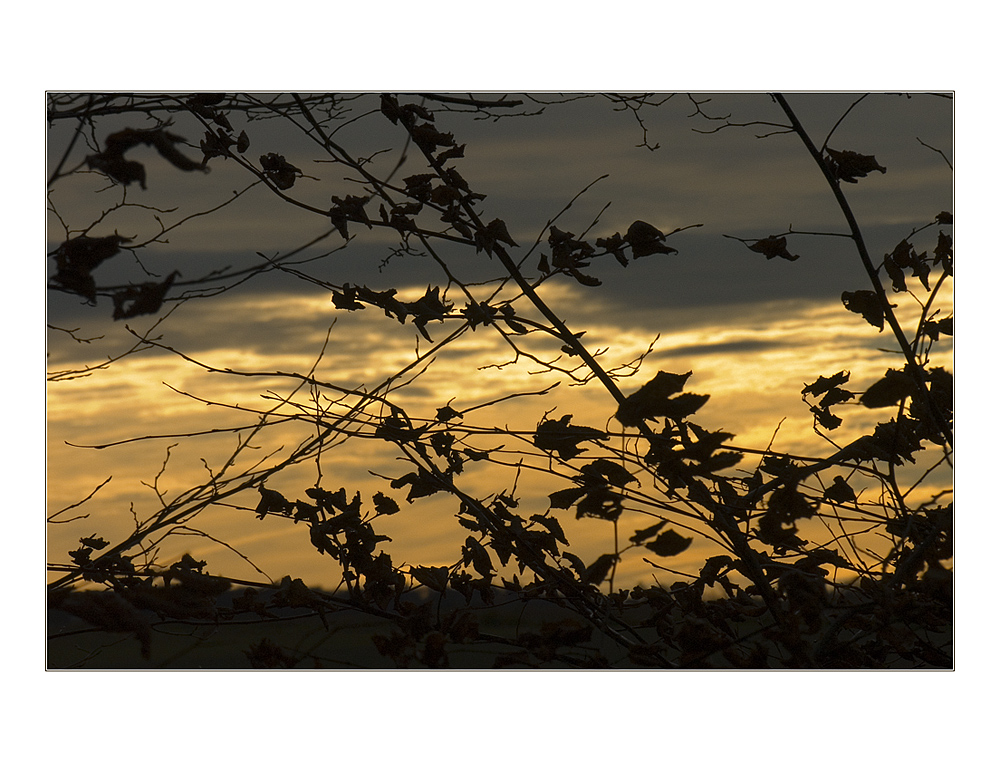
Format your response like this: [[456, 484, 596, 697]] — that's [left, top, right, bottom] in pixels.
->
[[772, 92, 952, 448]]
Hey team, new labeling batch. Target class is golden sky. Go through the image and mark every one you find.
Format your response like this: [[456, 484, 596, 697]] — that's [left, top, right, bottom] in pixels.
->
[[46, 93, 953, 591]]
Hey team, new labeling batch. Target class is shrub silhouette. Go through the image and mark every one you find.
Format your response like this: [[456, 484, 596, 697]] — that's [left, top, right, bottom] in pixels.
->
[[47, 93, 952, 668]]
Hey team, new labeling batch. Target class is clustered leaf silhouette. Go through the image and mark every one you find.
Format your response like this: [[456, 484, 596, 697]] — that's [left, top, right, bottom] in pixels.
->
[[47, 93, 953, 668]]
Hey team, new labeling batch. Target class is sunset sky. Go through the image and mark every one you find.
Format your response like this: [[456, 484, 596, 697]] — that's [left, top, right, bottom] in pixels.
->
[[46, 92, 953, 590]]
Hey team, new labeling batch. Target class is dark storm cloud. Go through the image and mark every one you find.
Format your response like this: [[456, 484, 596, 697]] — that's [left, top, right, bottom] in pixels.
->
[[655, 338, 789, 358], [47, 93, 952, 365]]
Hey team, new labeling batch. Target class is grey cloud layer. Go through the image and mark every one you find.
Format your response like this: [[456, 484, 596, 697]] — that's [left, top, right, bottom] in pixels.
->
[[47, 92, 952, 369]]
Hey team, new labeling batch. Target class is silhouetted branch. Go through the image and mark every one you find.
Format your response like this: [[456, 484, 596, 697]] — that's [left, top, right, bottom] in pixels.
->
[[916, 136, 953, 170], [772, 92, 953, 448]]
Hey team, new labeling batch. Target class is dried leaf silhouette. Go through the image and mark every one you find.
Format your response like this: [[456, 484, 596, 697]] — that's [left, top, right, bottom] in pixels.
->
[[933, 231, 953, 276], [372, 492, 400, 515], [78, 534, 109, 551], [871, 419, 925, 465], [699, 555, 733, 585], [435, 404, 463, 422], [553, 485, 627, 521], [380, 93, 404, 124], [883, 251, 907, 293], [533, 415, 609, 459], [329, 195, 373, 240], [486, 218, 518, 247], [256, 484, 291, 519], [810, 405, 842, 430], [758, 485, 814, 549], [760, 454, 799, 479], [624, 220, 678, 258], [548, 486, 588, 510], [462, 536, 493, 576], [462, 300, 498, 330], [412, 123, 456, 151], [570, 269, 602, 287], [825, 146, 887, 183], [802, 370, 852, 431], [409, 565, 450, 592], [860, 369, 917, 408], [645, 529, 693, 557], [615, 370, 704, 427], [260, 153, 300, 190], [576, 487, 625, 521], [596, 232, 629, 266], [545, 233, 601, 286], [841, 290, 888, 331], [87, 127, 208, 189], [530, 514, 569, 545], [921, 317, 953, 342], [678, 424, 736, 464], [405, 286, 453, 341], [749, 235, 799, 261], [51, 234, 132, 301], [579, 459, 638, 488], [315, 485, 361, 512], [630, 520, 668, 545], [436, 144, 466, 164], [391, 468, 444, 502], [200, 128, 237, 160], [111, 271, 179, 321], [584, 553, 618, 585], [497, 304, 528, 334], [884, 240, 931, 292], [331, 288, 366, 311], [356, 285, 407, 322], [769, 485, 815, 522], [802, 370, 851, 397], [823, 476, 856, 503]]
